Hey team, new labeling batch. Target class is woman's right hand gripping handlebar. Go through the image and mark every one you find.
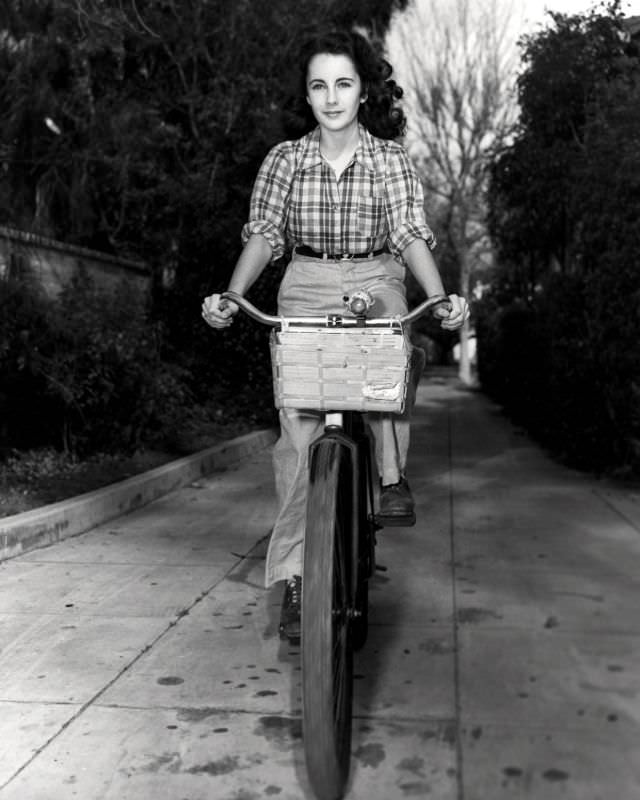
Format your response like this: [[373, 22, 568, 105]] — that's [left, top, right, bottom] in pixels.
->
[[201, 293, 239, 329]]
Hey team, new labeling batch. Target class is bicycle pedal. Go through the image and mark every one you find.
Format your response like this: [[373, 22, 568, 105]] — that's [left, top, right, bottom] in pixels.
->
[[374, 512, 416, 528]]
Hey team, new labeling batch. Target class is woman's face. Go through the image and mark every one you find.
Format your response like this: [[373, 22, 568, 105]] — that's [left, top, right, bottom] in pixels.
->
[[305, 53, 366, 135]]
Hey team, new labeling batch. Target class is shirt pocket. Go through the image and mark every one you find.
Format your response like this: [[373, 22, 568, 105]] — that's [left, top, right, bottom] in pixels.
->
[[356, 194, 386, 238]]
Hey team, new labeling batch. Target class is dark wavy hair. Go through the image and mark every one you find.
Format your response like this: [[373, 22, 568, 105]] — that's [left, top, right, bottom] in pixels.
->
[[281, 28, 406, 140]]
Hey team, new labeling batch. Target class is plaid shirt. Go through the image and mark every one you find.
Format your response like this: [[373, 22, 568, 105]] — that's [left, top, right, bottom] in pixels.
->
[[241, 125, 436, 262]]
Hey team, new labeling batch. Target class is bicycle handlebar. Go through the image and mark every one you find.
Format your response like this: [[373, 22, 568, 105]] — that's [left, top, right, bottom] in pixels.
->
[[220, 290, 452, 328]]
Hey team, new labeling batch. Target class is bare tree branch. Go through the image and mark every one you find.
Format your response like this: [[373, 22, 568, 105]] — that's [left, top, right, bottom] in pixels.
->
[[387, 0, 520, 381]]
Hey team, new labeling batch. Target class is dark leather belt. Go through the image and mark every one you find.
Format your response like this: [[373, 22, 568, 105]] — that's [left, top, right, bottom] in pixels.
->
[[295, 245, 387, 260]]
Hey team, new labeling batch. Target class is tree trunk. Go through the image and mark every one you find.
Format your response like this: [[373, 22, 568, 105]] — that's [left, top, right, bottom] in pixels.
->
[[458, 317, 472, 385], [457, 251, 473, 385]]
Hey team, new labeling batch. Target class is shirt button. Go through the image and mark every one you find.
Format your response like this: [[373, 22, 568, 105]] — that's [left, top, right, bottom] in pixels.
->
[[333, 204, 339, 210]]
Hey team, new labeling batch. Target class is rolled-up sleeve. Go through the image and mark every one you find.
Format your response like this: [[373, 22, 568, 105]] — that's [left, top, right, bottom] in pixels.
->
[[385, 146, 436, 261], [241, 143, 293, 261]]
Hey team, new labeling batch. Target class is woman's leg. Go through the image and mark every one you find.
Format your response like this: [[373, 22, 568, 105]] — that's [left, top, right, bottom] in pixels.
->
[[265, 257, 345, 592], [266, 254, 422, 600], [367, 344, 425, 520], [368, 344, 426, 486], [266, 407, 323, 587], [341, 255, 423, 516], [268, 257, 350, 639]]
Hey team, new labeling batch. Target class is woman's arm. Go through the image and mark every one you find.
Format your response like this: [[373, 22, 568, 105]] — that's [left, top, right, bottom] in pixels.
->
[[402, 238, 469, 331], [227, 234, 273, 295], [202, 141, 293, 329], [201, 234, 273, 329], [402, 238, 447, 297]]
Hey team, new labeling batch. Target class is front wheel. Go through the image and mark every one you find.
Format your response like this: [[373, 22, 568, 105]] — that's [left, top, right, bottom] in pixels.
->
[[351, 577, 369, 652], [302, 439, 354, 800]]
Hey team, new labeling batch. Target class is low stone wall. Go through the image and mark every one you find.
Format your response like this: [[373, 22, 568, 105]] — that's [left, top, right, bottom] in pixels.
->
[[0, 226, 151, 297]]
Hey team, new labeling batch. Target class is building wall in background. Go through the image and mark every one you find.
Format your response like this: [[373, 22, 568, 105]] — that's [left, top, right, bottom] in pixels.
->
[[0, 226, 151, 297]]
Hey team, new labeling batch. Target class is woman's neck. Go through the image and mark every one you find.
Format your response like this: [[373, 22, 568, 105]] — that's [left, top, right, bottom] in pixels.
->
[[319, 123, 360, 160]]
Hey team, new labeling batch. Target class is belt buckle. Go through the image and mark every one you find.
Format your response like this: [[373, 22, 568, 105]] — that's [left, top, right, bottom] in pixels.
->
[[339, 253, 354, 261]]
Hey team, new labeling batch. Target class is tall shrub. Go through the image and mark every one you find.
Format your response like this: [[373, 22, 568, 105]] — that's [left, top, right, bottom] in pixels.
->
[[483, 5, 640, 473], [0, 272, 193, 456], [0, 277, 54, 450]]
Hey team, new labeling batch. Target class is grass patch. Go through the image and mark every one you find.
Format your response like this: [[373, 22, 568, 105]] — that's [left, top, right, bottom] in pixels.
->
[[0, 417, 259, 518]]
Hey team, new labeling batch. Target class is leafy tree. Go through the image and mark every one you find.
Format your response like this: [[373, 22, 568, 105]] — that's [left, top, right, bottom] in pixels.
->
[[1, 0, 407, 260], [483, 2, 640, 473], [488, 2, 636, 282], [0, 0, 409, 452], [0, 270, 193, 455]]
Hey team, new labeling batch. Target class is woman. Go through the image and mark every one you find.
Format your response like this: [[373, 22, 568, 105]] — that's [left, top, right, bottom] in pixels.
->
[[202, 28, 469, 640]]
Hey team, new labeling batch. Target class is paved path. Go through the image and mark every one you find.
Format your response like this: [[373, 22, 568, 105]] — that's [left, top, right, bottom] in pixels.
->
[[0, 372, 639, 799]]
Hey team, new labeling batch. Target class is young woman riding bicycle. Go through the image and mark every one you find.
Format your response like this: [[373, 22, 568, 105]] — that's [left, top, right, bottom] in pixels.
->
[[201, 27, 469, 641]]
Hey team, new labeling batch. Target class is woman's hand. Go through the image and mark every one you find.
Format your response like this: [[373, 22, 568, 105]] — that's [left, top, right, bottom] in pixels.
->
[[434, 293, 470, 331], [201, 293, 238, 329]]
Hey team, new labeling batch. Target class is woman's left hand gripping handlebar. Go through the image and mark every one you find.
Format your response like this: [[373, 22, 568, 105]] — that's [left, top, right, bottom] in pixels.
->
[[201, 293, 239, 329], [436, 293, 470, 332]]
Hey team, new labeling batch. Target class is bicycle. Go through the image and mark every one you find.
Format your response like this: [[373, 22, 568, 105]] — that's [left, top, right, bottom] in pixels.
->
[[220, 288, 450, 800]]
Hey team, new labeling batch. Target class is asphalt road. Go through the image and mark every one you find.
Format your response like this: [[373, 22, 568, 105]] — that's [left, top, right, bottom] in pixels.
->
[[0, 370, 639, 799]]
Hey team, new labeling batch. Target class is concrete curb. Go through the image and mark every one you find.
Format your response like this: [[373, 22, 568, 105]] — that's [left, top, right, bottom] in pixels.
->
[[0, 428, 277, 563]]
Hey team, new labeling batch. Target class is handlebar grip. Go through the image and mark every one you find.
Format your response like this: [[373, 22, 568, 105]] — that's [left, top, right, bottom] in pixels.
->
[[220, 290, 243, 306], [400, 294, 451, 324], [220, 291, 281, 326]]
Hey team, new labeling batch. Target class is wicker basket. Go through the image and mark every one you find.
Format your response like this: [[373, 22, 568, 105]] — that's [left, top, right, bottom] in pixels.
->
[[270, 324, 411, 413]]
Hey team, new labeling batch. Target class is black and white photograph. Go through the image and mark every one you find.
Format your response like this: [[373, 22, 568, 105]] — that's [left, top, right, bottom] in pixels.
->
[[1, 1, 639, 797]]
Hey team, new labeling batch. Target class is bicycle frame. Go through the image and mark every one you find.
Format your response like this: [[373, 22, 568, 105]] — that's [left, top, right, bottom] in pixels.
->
[[218, 287, 450, 615], [217, 287, 452, 800]]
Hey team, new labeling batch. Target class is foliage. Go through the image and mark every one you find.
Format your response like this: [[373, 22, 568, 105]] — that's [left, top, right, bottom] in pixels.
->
[[0, 272, 198, 455], [0, 0, 407, 420], [0, 0, 407, 262], [1, 446, 81, 483], [482, 2, 640, 474], [488, 3, 636, 275], [0, 273, 53, 449]]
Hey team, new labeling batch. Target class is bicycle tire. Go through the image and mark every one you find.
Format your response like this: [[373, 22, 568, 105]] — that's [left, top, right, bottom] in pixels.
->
[[351, 415, 374, 652], [302, 439, 354, 800], [351, 577, 369, 652], [352, 442, 371, 652]]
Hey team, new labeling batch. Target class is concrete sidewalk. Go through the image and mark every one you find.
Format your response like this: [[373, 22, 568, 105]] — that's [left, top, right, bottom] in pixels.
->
[[0, 371, 639, 799], [0, 429, 277, 563]]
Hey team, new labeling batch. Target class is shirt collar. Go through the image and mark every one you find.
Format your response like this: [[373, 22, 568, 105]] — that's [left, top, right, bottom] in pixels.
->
[[355, 126, 378, 174], [297, 124, 378, 173]]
